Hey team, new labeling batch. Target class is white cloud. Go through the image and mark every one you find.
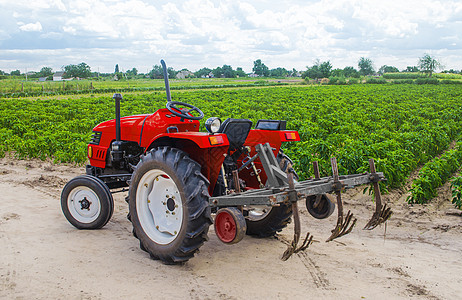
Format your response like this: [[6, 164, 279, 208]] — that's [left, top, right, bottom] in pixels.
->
[[0, 0, 461, 72], [18, 22, 42, 32]]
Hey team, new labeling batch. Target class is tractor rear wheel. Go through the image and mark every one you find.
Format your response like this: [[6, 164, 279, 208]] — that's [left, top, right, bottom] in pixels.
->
[[128, 147, 212, 264], [244, 150, 294, 237], [244, 204, 292, 237], [61, 175, 114, 229]]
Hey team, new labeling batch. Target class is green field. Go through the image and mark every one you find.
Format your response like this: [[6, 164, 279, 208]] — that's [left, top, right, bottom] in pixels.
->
[[1, 84, 461, 203], [0, 77, 300, 96]]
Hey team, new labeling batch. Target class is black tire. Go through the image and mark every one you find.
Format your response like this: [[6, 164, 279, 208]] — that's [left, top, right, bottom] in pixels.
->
[[244, 204, 293, 237], [128, 147, 212, 264], [61, 175, 114, 229], [244, 150, 293, 237], [306, 194, 335, 219]]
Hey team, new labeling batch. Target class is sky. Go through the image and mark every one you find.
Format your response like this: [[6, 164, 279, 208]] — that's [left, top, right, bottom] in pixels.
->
[[0, 0, 461, 74]]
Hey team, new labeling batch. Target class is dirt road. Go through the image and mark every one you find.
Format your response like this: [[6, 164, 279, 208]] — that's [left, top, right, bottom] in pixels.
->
[[0, 157, 461, 299]]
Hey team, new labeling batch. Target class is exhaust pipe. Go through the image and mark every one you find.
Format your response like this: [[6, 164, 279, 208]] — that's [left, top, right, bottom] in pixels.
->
[[113, 93, 122, 141], [160, 59, 171, 102], [112, 93, 123, 165]]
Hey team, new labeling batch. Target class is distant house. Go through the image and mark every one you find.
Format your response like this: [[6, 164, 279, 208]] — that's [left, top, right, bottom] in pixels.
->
[[176, 70, 194, 79], [53, 71, 65, 81]]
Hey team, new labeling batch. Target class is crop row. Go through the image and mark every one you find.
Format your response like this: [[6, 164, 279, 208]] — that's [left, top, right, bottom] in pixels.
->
[[450, 176, 462, 209], [407, 142, 462, 204], [0, 80, 286, 98], [0, 84, 461, 192]]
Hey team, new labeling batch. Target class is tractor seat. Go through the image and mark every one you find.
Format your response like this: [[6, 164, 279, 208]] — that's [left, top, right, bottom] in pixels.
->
[[218, 118, 253, 152]]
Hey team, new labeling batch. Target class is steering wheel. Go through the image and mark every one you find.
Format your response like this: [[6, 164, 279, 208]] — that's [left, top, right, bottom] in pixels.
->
[[166, 101, 204, 121]]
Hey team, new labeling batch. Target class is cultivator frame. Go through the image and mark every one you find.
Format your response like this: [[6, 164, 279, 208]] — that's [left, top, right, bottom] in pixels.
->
[[210, 143, 391, 259]]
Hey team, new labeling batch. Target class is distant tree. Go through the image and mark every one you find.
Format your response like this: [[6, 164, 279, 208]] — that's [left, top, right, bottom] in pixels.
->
[[331, 68, 343, 77], [418, 54, 443, 77], [252, 59, 269, 76], [319, 61, 332, 78], [378, 65, 399, 75], [442, 69, 460, 74], [270, 67, 289, 77], [11, 70, 21, 76], [115, 64, 119, 73], [235, 67, 246, 77], [149, 65, 162, 79], [39, 67, 53, 77], [63, 62, 91, 78], [212, 67, 223, 78], [195, 67, 212, 78], [302, 65, 322, 79], [343, 66, 360, 78], [167, 67, 176, 79], [126, 67, 138, 76], [403, 66, 419, 72], [289, 68, 299, 77], [149, 65, 175, 79], [0, 70, 5, 75], [302, 60, 331, 79], [358, 57, 374, 76], [222, 65, 236, 78]]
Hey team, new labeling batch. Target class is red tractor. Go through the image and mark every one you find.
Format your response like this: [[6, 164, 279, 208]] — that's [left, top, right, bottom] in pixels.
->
[[61, 60, 391, 264]]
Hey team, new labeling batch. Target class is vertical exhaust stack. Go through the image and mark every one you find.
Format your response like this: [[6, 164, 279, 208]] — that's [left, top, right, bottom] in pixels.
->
[[114, 93, 122, 141], [160, 59, 172, 102], [111, 93, 123, 166]]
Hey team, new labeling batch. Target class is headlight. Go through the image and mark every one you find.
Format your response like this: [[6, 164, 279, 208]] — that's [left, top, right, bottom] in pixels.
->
[[205, 117, 221, 133]]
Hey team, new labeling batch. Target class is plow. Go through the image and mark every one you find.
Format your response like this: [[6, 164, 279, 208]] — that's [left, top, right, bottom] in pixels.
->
[[61, 60, 391, 264], [209, 144, 390, 260]]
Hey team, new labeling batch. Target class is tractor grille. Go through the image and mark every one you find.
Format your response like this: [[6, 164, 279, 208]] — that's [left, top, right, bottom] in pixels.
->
[[90, 131, 102, 145], [94, 148, 106, 160]]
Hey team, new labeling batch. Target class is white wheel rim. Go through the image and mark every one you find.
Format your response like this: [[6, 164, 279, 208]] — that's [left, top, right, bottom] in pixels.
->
[[246, 206, 271, 221], [67, 186, 101, 223], [136, 169, 183, 245]]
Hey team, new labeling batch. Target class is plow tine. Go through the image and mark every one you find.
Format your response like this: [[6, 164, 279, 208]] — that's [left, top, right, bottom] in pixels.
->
[[281, 233, 297, 261], [281, 172, 314, 261], [339, 211, 357, 236], [363, 159, 392, 230], [364, 204, 392, 230], [295, 232, 314, 253], [326, 158, 357, 242]]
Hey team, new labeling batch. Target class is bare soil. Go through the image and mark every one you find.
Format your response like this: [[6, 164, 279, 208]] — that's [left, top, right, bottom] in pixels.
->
[[0, 157, 461, 299]]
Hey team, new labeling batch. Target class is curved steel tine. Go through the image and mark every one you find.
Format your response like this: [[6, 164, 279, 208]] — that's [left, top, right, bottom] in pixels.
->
[[281, 172, 301, 261], [364, 203, 393, 230], [326, 157, 357, 242], [295, 232, 314, 253], [339, 210, 357, 236], [326, 222, 342, 242], [364, 158, 392, 230], [281, 234, 297, 261]]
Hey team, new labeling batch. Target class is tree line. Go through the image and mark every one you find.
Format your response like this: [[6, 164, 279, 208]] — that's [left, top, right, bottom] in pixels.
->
[[0, 53, 457, 80]]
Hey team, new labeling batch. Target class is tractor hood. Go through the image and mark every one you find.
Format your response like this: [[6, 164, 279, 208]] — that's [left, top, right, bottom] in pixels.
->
[[93, 114, 149, 142]]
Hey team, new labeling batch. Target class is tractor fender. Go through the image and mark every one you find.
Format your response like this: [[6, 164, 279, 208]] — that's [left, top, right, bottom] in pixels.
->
[[144, 132, 229, 151]]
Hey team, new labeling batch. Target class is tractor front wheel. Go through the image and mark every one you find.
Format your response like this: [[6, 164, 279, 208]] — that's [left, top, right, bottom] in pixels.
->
[[61, 175, 114, 229], [128, 147, 212, 264]]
